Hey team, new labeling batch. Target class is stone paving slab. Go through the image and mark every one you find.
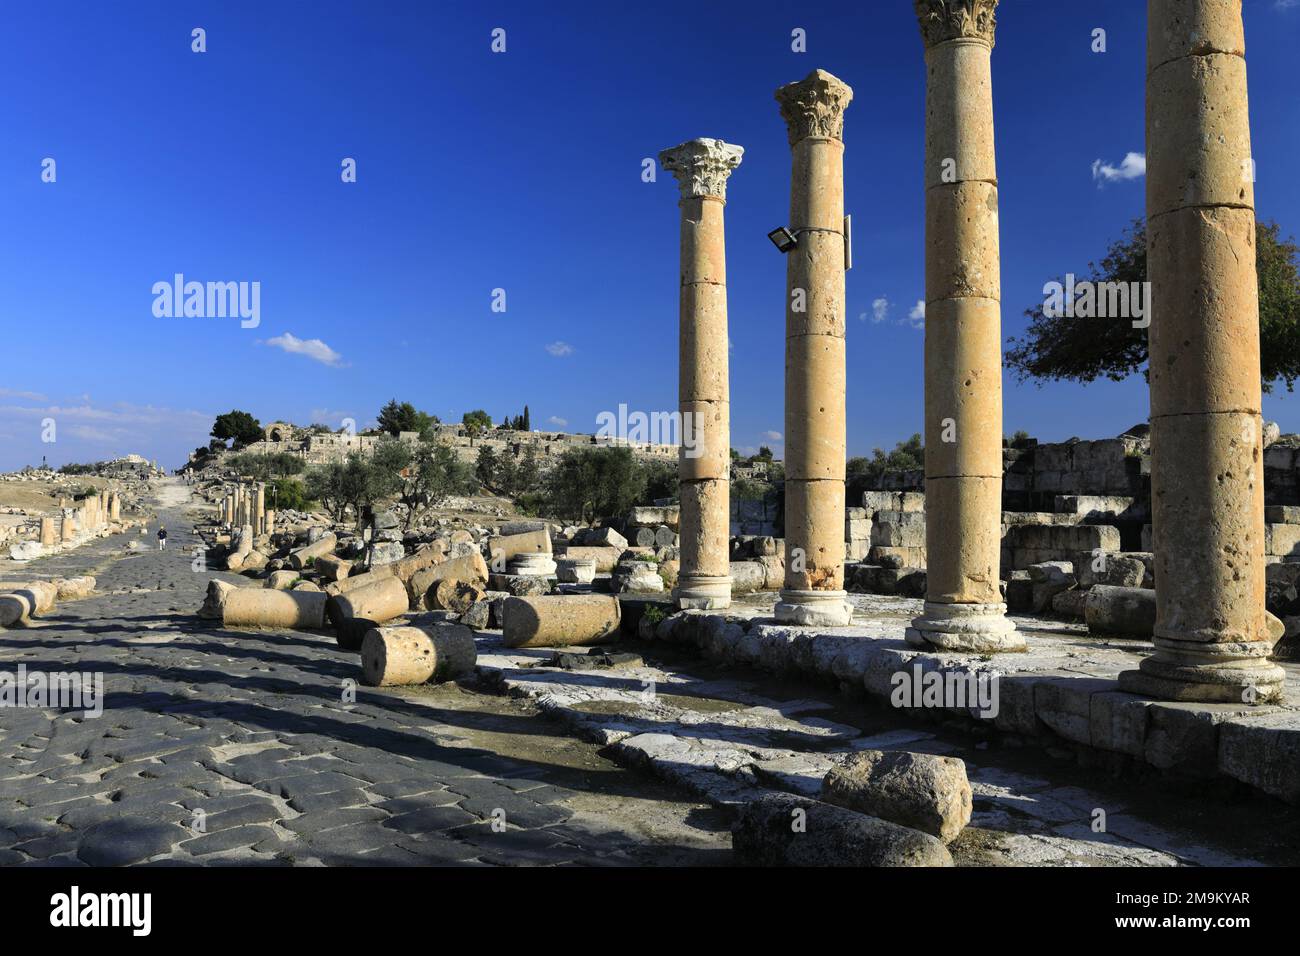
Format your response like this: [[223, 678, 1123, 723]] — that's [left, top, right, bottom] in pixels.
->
[[475, 630, 1285, 866], [0, 484, 730, 866], [609, 600, 1300, 804]]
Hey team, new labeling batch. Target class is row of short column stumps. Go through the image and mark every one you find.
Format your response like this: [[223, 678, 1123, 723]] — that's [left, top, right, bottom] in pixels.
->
[[218, 479, 276, 537], [660, 0, 1285, 704], [37, 488, 122, 546]]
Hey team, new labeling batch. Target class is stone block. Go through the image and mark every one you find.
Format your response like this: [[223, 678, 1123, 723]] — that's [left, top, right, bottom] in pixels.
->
[[1075, 552, 1146, 590], [870, 510, 926, 549], [1267, 523, 1300, 558], [821, 750, 971, 844], [1218, 711, 1300, 804], [1033, 677, 1113, 747], [732, 793, 952, 867], [991, 674, 1044, 737], [1003, 571, 1032, 612], [1090, 691, 1151, 758], [1085, 586, 1156, 637], [1145, 702, 1260, 776]]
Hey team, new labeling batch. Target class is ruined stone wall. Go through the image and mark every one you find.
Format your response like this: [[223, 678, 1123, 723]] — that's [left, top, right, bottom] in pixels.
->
[[1002, 436, 1148, 512], [1264, 437, 1300, 505], [217, 424, 678, 470]]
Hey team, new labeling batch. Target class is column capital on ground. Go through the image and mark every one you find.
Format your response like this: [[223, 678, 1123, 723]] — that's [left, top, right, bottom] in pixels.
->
[[915, 0, 998, 50], [775, 69, 853, 146], [659, 138, 743, 201]]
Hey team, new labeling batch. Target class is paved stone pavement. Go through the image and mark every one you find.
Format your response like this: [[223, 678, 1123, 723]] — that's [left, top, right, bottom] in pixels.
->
[[480, 635, 1300, 866], [0, 484, 731, 866]]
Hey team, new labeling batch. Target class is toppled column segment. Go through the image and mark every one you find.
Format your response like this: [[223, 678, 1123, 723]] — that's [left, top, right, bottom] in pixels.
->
[[360, 623, 477, 686]]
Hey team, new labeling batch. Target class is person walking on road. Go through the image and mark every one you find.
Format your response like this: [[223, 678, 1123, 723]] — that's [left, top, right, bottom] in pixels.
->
[[157, 526, 168, 551]]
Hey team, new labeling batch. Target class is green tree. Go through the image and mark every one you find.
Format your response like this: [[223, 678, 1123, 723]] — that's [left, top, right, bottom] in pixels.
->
[[496, 452, 519, 496], [1008, 218, 1300, 392], [642, 458, 677, 503], [541, 447, 646, 523], [372, 437, 473, 528], [377, 399, 439, 437], [462, 409, 492, 441], [732, 476, 769, 502], [522, 405, 531, 432], [304, 452, 399, 528], [846, 434, 924, 501], [268, 477, 313, 512], [515, 444, 540, 494], [211, 410, 263, 448], [475, 445, 499, 490], [304, 461, 349, 522], [225, 451, 305, 481]]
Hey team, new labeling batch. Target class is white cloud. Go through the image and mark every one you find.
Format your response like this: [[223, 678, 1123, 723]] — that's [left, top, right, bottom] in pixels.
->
[[1277, 0, 1299, 10], [1091, 152, 1146, 185], [308, 408, 356, 428], [907, 300, 926, 330], [545, 341, 574, 357], [68, 425, 120, 442], [0, 388, 48, 402], [761, 430, 783, 442], [547, 415, 567, 427], [871, 296, 890, 323], [262, 332, 344, 367], [0, 398, 212, 470]]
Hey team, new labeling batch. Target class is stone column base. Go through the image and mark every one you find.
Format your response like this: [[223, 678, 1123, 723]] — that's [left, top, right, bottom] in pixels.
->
[[1119, 636, 1286, 703], [775, 590, 853, 627], [674, 574, 732, 611], [509, 554, 557, 576], [906, 601, 1023, 653]]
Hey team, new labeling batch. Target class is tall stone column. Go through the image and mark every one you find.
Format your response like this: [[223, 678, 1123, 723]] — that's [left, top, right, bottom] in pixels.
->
[[907, 0, 1022, 653], [39, 517, 56, 546], [659, 137, 743, 611], [108, 492, 120, 521], [774, 69, 854, 628], [1120, 0, 1284, 702], [253, 482, 266, 536]]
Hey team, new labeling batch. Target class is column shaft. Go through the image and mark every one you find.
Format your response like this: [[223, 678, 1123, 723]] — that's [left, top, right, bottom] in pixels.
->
[[659, 138, 742, 610], [908, 0, 1022, 653], [775, 70, 853, 627], [1120, 0, 1284, 702]]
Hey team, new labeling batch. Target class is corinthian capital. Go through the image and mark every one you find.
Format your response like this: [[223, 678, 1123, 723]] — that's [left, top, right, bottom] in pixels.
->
[[915, 0, 998, 49], [659, 138, 744, 200], [775, 69, 853, 147]]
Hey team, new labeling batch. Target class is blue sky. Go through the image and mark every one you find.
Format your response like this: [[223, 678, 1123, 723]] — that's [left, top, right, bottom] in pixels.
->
[[1, 0, 1298, 470]]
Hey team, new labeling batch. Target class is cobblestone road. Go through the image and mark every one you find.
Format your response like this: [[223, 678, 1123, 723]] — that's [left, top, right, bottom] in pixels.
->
[[0, 484, 731, 866]]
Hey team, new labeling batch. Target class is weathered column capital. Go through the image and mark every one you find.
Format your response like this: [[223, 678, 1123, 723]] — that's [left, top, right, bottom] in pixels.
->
[[659, 138, 744, 201], [915, 0, 998, 49], [775, 69, 853, 146]]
